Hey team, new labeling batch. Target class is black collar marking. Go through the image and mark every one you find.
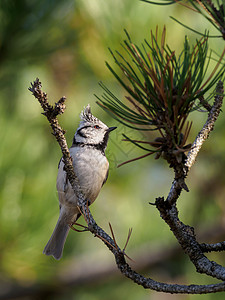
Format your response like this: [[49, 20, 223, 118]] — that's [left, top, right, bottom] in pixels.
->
[[72, 133, 110, 155], [72, 126, 110, 155], [76, 126, 91, 138], [71, 139, 106, 155]]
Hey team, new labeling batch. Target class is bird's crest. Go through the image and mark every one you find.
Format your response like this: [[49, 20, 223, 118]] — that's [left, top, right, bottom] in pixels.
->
[[80, 104, 99, 123]]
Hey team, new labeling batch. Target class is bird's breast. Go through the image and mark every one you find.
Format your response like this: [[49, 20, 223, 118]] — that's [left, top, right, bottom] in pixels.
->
[[57, 147, 109, 207], [72, 147, 109, 202]]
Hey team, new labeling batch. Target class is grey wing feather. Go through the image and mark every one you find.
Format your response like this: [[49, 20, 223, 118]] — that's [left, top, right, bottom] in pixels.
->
[[58, 157, 62, 169]]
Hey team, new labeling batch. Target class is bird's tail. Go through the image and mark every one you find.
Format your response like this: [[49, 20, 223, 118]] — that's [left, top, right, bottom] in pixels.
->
[[43, 215, 70, 260]]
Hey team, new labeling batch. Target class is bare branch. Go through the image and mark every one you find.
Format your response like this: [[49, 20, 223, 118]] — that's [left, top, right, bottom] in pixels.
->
[[123, 228, 133, 253], [186, 81, 224, 170], [200, 241, 225, 253], [166, 80, 224, 205], [155, 197, 225, 281], [28, 78, 225, 294], [74, 207, 225, 294], [198, 94, 212, 112], [29, 78, 85, 204], [1, 221, 225, 299]]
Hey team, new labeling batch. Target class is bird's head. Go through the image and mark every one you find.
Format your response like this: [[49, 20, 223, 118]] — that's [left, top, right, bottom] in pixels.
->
[[73, 105, 116, 150]]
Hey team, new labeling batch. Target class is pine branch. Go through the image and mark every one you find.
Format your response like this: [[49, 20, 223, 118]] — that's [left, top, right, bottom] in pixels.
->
[[166, 80, 224, 205], [155, 198, 225, 281], [29, 78, 225, 294], [200, 242, 225, 253], [28, 78, 85, 203]]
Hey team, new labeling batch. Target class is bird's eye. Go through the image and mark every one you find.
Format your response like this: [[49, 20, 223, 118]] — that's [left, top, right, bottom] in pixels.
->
[[94, 125, 100, 129]]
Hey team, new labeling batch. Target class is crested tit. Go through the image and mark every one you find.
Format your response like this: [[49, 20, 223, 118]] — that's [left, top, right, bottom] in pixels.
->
[[43, 105, 116, 260]]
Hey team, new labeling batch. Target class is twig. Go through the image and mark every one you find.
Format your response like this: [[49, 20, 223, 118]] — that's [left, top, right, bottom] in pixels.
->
[[29, 78, 225, 294], [155, 197, 225, 281], [117, 152, 154, 168], [186, 81, 224, 170], [109, 223, 119, 250], [123, 228, 133, 253], [2, 221, 225, 299], [29, 78, 85, 206], [166, 80, 224, 205], [198, 94, 212, 112], [69, 223, 89, 232], [200, 241, 225, 253]]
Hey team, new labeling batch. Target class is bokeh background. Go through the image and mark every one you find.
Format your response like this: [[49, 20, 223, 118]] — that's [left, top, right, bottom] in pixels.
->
[[0, 0, 225, 299]]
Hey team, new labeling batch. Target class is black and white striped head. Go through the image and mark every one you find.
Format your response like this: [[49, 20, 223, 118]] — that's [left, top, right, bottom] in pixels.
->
[[73, 105, 116, 152]]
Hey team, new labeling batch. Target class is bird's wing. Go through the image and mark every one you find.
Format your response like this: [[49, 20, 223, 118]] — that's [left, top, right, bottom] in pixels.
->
[[102, 167, 109, 187], [58, 157, 62, 169]]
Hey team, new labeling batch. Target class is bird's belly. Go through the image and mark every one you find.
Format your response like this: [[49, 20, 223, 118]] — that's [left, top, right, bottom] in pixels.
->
[[74, 151, 108, 203], [57, 148, 109, 208]]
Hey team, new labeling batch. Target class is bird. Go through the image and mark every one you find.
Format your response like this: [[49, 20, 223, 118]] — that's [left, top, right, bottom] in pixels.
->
[[43, 104, 116, 260]]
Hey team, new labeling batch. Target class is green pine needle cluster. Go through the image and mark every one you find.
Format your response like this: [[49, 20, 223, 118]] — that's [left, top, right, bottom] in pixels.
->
[[188, 0, 225, 39], [96, 26, 225, 163], [141, 0, 225, 39]]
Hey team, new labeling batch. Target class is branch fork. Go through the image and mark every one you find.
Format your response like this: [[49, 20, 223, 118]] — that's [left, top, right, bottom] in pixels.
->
[[29, 78, 225, 294]]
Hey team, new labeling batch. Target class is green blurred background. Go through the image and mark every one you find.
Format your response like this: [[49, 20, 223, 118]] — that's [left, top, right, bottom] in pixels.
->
[[0, 0, 225, 299]]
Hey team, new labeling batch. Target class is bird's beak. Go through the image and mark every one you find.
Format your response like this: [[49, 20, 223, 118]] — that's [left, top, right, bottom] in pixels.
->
[[107, 127, 117, 133]]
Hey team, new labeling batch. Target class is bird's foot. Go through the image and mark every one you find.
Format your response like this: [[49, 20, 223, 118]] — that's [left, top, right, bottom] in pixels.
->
[[69, 222, 89, 232]]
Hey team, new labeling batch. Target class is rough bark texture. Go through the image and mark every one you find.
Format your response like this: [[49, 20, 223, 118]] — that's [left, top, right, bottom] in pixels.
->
[[28, 78, 225, 294]]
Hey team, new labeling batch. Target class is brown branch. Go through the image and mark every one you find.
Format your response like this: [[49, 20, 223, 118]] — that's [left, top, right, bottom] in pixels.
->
[[76, 207, 225, 294], [200, 242, 225, 253], [28, 78, 225, 294], [186, 81, 224, 170], [2, 221, 225, 299], [155, 198, 225, 281], [152, 81, 225, 284], [28, 78, 85, 204], [166, 80, 224, 205], [198, 94, 212, 112]]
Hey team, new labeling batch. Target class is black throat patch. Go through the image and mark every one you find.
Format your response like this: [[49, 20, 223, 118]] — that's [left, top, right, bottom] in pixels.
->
[[72, 136, 106, 155], [72, 127, 110, 155]]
